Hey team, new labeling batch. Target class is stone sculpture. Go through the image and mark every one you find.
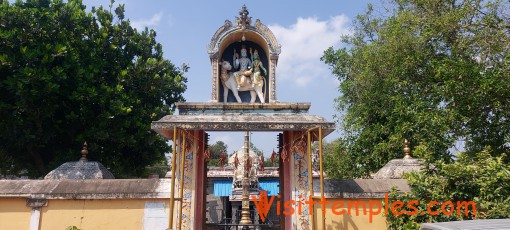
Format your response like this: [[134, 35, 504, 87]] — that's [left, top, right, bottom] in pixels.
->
[[220, 59, 265, 103]]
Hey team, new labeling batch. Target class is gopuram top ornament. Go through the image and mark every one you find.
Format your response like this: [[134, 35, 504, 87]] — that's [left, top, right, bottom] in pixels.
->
[[208, 5, 281, 104]]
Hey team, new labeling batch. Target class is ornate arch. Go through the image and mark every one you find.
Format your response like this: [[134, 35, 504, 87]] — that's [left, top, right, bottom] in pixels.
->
[[208, 19, 281, 59], [208, 14, 281, 103]]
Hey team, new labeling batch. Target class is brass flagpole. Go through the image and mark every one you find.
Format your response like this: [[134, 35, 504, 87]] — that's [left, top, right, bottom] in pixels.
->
[[178, 131, 187, 230], [239, 131, 252, 225], [319, 126, 326, 229], [307, 131, 315, 230], [169, 127, 178, 229]]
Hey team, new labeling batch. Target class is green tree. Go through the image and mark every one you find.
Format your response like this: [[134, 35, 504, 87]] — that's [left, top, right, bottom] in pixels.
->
[[0, 0, 187, 178], [322, 0, 510, 178], [386, 149, 510, 229], [263, 158, 278, 167], [209, 141, 228, 159], [207, 141, 228, 167], [249, 142, 263, 156], [321, 139, 360, 179]]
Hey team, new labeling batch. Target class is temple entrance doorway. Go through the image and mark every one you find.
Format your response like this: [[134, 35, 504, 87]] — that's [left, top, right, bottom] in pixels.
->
[[205, 131, 281, 229]]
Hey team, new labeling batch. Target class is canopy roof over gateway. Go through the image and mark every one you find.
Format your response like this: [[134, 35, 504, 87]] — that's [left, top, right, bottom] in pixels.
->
[[151, 102, 336, 140]]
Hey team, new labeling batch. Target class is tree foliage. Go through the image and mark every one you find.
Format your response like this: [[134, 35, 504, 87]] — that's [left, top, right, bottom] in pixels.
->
[[207, 141, 228, 167], [263, 158, 278, 167], [321, 139, 359, 179], [0, 0, 187, 178], [386, 150, 510, 229], [209, 141, 228, 159], [322, 0, 510, 178], [249, 142, 264, 156]]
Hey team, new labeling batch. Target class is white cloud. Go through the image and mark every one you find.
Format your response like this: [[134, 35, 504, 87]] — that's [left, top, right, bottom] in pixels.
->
[[269, 15, 350, 87], [131, 12, 163, 31]]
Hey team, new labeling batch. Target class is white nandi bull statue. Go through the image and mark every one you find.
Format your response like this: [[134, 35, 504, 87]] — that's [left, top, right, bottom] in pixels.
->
[[219, 60, 265, 103]]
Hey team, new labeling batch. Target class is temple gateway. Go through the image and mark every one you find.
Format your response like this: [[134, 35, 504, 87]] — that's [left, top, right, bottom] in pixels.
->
[[151, 5, 335, 230], [0, 4, 421, 230]]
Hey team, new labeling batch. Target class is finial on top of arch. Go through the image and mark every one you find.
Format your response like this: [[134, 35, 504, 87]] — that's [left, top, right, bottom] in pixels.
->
[[236, 5, 252, 41], [236, 4, 252, 28]]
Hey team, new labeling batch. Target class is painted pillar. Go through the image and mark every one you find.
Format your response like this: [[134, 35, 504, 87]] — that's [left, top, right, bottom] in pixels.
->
[[290, 130, 312, 230], [281, 131, 292, 230], [193, 130, 206, 229], [169, 129, 200, 230], [178, 130, 197, 230]]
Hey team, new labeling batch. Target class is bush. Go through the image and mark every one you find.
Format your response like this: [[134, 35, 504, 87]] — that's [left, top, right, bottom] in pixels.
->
[[386, 149, 510, 229]]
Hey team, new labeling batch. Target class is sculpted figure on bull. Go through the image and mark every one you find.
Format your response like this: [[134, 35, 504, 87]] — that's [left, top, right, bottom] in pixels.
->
[[220, 44, 266, 103]]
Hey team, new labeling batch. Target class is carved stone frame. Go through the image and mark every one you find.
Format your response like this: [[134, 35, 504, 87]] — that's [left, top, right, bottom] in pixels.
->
[[208, 19, 281, 103]]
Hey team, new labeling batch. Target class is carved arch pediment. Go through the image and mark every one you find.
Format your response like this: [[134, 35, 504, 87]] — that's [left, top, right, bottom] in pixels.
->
[[207, 7, 280, 103], [208, 19, 281, 60]]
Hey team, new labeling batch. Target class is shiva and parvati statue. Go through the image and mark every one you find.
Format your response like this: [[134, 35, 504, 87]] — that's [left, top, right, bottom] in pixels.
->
[[208, 5, 281, 103], [220, 45, 267, 103]]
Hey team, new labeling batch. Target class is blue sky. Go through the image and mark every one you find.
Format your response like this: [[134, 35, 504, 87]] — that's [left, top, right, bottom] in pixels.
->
[[82, 0, 379, 156]]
